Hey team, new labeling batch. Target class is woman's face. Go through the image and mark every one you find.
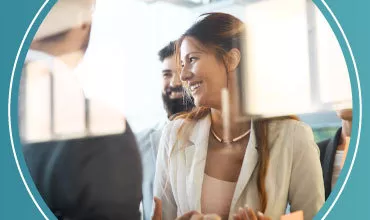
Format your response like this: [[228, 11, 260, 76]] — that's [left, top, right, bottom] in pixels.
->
[[180, 37, 227, 109]]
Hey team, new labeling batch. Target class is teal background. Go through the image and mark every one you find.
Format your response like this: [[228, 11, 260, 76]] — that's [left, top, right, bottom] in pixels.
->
[[313, 0, 370, 219], [0, 0, 368, 219], [0, 0, 56, 219]]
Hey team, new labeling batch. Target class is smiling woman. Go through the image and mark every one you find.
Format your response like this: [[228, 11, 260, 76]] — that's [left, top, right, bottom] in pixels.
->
[[153, 12, 325, 220]]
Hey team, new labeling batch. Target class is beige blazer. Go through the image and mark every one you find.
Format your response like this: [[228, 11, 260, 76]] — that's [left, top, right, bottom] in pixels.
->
[[153, 114, 324, 220]]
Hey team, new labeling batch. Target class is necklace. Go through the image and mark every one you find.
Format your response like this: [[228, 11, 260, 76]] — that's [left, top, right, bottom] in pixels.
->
[[211, 128, 251, 144]]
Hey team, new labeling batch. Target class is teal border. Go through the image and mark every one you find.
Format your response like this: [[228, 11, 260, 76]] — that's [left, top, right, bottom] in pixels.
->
[[311, 0, 361, 219], [7, 0, 57, 219], [2, 0, 369, 219], [314, 0, 370, 218]]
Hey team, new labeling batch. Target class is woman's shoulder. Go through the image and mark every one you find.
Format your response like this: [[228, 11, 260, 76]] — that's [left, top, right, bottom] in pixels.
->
[[163, 118, 188, 134], [165, 115, 208, 133], [161, 118, 195, 143], [269, 118, 313, 136], [268, 118, 317, 152]]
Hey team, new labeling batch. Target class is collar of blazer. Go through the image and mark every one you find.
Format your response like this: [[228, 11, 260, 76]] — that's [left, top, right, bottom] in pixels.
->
[[182, 114, 259, 212]]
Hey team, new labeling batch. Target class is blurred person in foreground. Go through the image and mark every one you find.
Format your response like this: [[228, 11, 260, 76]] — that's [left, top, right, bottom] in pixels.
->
[[23, 0, 142, 219]]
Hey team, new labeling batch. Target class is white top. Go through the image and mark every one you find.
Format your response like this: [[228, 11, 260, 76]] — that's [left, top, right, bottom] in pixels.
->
[[201, 174, 237, 220], [331, 150, 344, 189], [153, 115, 325, 220]]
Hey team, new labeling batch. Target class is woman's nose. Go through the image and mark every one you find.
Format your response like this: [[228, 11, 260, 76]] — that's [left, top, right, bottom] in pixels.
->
[[180, 67, 193, 82]]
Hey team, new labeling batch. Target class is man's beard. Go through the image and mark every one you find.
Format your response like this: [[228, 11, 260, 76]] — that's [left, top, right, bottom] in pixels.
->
[[162, 87, 194, 118]]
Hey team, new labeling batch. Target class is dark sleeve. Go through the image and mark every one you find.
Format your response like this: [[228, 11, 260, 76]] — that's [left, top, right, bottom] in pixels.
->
[[317, 139, 330, 167], [52, 124, 143, 220], [316, 128, 342, 200]]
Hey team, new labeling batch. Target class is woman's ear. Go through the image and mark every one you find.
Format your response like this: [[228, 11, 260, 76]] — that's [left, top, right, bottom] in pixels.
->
[[226, 48, 241, 72]]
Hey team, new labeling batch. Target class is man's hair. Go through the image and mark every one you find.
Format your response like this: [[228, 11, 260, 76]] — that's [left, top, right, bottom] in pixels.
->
[[158, 41, 176, 62]]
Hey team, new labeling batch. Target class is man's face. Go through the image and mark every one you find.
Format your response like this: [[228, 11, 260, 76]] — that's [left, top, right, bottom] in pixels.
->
[[162, 55, 182, 98], [161, 55, 193, 117]]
